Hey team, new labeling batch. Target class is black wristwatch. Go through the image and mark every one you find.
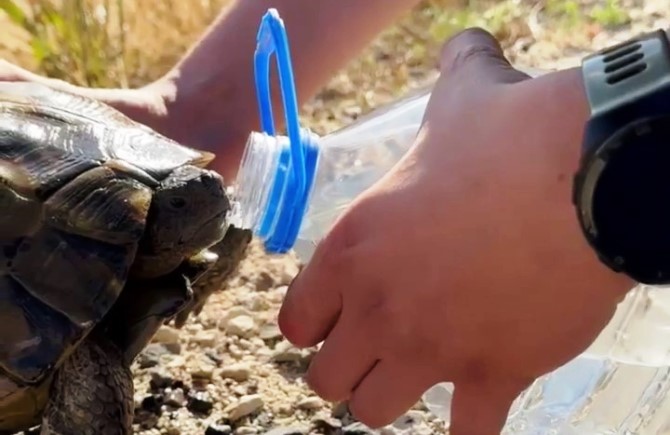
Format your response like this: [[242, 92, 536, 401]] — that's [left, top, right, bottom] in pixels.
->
[[573, 29, 670, 285]]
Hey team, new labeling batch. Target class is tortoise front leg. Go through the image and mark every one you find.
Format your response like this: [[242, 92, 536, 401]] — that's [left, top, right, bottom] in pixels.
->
[[39, 332, 133, 435]]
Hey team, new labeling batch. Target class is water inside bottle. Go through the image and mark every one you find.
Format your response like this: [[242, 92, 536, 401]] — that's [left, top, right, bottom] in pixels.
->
[[292, 90, 431, 263], [422, 285, 670, 434]]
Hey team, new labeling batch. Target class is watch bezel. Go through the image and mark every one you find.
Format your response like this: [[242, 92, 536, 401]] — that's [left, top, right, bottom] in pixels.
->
[[574, 114, 670, 284]]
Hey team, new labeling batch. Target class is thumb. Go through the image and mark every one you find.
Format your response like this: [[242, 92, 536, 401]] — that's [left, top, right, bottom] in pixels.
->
[[449, 380, 524, 435], [438, 28, 529, 85]]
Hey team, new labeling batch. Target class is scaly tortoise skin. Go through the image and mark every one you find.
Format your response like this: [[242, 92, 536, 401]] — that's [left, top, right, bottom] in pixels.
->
[[0, 81, 252, 435]]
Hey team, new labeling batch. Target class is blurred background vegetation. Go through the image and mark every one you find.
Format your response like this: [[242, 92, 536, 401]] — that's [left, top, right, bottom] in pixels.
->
[[0, 0, 633, 131]]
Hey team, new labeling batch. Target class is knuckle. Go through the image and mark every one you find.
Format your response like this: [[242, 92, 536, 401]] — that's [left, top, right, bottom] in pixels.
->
[[439, 27, 502, 71]]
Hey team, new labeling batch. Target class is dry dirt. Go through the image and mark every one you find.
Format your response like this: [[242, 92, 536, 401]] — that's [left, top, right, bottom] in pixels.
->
[[1, 0, 669, 434]]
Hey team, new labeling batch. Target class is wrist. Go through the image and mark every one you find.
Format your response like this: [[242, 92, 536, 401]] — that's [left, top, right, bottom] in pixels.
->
[[525, 67, 636, 298]]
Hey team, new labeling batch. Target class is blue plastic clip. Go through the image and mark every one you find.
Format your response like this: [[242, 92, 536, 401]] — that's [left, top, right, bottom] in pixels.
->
[[253, 8, 320, 254]]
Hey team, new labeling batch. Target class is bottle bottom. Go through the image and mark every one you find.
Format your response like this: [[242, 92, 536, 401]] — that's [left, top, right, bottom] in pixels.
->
[[421, 284, 670, 434]]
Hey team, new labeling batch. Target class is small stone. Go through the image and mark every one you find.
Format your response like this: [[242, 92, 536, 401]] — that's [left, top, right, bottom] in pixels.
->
[[165, 388, 187, 408], [271, 340, 307, 362], [190, 360, 215, 380], [192, 330, 217, 347], [225, 394, 264, 420], [153, 326, 181, 345], [220, 307, 253, 325], [149, 369, 174, 390], [234, 427, 258, 435], [186, 391, 214, 415], [140, 395, 163, 415], [263, 427, 307, 435], [205, 424, 232, 435], [165, 426, 181, 435], [343, 422, 376, 434], [311, 417, 342, 432], [138, 343, 169, 368], [255, 271, 275, 291], [220, 363, 251, 382], [297, 396, 323, 410], [391, 410, 426, 430], [226, 315, 257, 338], [379, 428, 397, 435], [259, 323, 283, 341]]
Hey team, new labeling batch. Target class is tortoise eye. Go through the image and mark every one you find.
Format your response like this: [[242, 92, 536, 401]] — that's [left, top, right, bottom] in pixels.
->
[[169, 197, 187, 209]]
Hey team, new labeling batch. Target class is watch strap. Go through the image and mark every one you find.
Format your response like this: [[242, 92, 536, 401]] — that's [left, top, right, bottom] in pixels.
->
[[581, 29, 670, 117]]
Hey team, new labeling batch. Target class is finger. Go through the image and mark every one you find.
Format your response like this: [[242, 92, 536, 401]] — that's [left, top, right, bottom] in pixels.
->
[[305, 306, 377, 402], [348, 360, 438, 428], [450, 380, 523, 435], [0, 60, 34, 81], [278, 229, 356, 347], [438, 28, 529, 84]]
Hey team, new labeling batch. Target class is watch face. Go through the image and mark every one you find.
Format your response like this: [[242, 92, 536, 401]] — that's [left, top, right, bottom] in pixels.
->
[[589, 116, 670, 283]]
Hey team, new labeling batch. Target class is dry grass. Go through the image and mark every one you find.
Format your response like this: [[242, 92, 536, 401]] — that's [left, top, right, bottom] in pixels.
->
[[0, 0, 634, 140]]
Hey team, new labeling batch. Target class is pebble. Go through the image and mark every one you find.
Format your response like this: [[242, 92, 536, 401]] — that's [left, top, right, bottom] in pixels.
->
[[271, 340, 308, 363], [226, 315, 257, 338], [138, 343, 170, 368], [220, 362, 252, 382], [225, 394, 265, 420], [153, 326, 181, 346], [148, 369, 174, 390], [220, 307, 253, 325], [258, 323, 283, 341], [186, 391, 214, 415], [190, 360, 215, 380], [311, 417, 342, 432], [234, 427, 258, 435], [297, 396, 323, 410], [205, 424, 232, 435], [165, 388, 187, 408], [391, 410, 426, 431], [192, 330, 217, 347], [140, 395, 163, 414], [342, 422, 376, 435], [263, 426, 307, 435], [255, 271, 275, 291]]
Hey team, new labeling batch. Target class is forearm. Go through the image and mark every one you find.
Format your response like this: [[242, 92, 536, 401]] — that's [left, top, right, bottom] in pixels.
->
[[149, 0, 421, 178]]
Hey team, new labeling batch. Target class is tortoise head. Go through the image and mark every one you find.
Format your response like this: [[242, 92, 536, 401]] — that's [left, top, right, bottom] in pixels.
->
[[132, 164, 230, 279]]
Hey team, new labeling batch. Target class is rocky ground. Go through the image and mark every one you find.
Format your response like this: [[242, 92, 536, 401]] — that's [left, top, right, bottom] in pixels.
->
[[2, 0, 669, 434]]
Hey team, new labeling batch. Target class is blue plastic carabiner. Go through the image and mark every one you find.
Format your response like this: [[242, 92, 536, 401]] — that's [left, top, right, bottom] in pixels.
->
[[253, 8, 320, 254], [254, 8, 306, 196]]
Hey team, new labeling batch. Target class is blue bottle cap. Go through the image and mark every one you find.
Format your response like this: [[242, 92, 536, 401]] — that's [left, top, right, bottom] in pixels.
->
[[253, 9, 320, 254]]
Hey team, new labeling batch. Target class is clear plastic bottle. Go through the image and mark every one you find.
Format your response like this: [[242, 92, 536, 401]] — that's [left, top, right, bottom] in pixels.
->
[[232, 9, 547, 260], [232, 85, 432, 260], [236, 8, 670, 435]]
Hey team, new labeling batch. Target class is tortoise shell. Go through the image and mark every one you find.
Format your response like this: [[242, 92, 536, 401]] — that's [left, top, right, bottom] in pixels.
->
[[0, 81, 231, 394]]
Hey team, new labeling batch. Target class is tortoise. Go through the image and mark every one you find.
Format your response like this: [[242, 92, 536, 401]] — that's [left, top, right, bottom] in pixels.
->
[[0, 81, 252, 434]]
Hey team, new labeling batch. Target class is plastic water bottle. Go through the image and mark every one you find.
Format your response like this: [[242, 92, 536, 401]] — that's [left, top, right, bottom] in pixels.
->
[[423, 285, 670, 434], [232, 9, 545, 260], [235, 9, 670, 434], [502, 284, 670, 434]]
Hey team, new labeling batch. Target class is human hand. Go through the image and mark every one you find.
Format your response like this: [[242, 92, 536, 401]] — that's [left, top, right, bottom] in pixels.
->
[[0, 59, 171, 128], [277, 28, 635, 434]]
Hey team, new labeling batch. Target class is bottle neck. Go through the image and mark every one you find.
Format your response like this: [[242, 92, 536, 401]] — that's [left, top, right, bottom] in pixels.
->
[[230, 129, 321, 253], [230, 131, 284, 232]]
